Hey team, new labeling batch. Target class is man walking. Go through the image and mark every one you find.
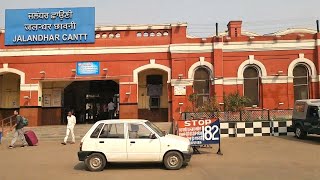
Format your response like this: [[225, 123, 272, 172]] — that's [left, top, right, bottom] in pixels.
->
[[108, 100, 115, 119], [9, 110, 28, 149], [61, 111, 76, 145]]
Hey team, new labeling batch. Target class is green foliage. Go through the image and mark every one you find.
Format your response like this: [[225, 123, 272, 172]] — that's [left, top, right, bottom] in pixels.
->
[[188, 93, 198, 112], [188, 93, 220, 112], [197, 96, 220, 112], [186, 92, 250, 113], [223, 92, 251, 112]]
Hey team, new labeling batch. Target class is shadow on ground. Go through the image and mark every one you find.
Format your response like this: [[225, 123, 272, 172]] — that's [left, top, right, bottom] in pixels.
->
[[276, 135, 320, 145], [74, 162, 190, 171]]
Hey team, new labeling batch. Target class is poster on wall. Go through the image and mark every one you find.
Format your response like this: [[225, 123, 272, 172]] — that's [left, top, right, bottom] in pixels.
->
[[43, 94, 51, 107], [76, 62, 100, 76], [51, 89, 62, 107], [174, 85, 186, 96], [178, 118, 220, 146], [5, 7, 95, 45]]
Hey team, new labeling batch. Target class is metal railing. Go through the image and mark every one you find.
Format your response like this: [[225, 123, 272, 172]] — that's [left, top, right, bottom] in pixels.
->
[[0, 115, 15, 137], [181, 109, 293, 121]]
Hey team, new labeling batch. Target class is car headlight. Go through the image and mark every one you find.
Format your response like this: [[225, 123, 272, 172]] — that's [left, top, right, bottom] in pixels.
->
[[187, 145, 192, 153]]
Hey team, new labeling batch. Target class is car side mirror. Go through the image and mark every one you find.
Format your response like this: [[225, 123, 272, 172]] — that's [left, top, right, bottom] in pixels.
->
[[150, 134, 157, 139]]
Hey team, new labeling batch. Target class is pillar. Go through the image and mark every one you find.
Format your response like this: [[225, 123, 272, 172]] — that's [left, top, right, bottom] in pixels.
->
[[119, 83, 138, 119]]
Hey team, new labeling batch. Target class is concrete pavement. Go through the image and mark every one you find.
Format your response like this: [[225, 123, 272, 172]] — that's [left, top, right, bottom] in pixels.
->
[[0, 136, 320, 180]]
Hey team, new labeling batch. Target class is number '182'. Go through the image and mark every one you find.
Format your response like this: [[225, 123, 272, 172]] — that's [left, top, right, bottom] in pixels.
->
[[202, 125, 219, 141]]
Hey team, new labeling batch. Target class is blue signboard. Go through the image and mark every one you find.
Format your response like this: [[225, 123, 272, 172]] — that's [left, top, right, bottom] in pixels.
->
[[5, 7, 95, 45], [76, 62, 100, 76], [178, 118, 220, 146]]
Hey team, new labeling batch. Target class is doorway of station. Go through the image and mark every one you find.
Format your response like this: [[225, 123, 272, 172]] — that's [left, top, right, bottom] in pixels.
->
[[63, 80, 119, 124], [0, 73, 20, 119]]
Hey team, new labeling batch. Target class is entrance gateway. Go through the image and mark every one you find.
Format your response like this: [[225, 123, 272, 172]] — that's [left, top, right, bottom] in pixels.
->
[[41, 80, 119, 125]]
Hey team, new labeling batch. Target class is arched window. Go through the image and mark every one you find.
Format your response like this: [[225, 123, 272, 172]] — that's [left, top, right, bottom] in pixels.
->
[[293, 64, 309, 100], [243, 66, 259, 106], [193, 67, 210, 107]]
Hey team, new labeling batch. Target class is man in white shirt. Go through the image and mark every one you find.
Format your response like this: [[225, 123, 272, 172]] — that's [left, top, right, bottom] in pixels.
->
[[61, 111, 76, 145], [108, 100, 115, 119]]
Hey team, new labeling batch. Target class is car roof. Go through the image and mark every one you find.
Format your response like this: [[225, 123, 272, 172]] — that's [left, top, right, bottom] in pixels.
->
[[94, 119, 149, 124], [296, 99, 320, 106]]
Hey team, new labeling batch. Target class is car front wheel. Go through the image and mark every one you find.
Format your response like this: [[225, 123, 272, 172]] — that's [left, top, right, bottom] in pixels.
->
[[85, 153, 106, 172], [295, 126, 306, 139], [163, 151, 183, 170]]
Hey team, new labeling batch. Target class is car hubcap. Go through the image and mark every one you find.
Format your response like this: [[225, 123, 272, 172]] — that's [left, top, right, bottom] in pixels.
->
[[168, 155, 179, 167], [90, 157, 102, 168], [296, 128, 301, 137]]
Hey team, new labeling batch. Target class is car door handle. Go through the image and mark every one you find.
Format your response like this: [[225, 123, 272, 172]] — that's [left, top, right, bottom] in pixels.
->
[[99, 141, 104, 143], [130, 141, 135, 144]]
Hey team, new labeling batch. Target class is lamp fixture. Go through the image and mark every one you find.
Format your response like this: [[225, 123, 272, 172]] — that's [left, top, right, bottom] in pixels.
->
[[40, 71, 46, 78], [23, 96, 30, 99], [278, 102, 284, 105], [275, 70, 283, 76], [103, 68, 108, 78], [201, 38, 207, 41], [225, 36, 231, 40], [71, 69, 76, 73], [178, 74, 183, 79], [178, 102, 183, 114], [249, 36, 255, 40]]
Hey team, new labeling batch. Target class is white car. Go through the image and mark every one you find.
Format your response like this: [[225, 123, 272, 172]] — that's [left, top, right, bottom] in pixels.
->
[[78, 119, 192, 171]]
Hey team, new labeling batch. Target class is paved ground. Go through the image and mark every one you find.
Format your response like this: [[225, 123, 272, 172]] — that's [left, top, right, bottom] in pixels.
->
[[0, 136, 320, 180]]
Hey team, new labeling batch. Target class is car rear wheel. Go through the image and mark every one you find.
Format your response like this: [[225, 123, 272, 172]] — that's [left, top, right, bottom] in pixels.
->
[[295, 126, 306, 139], [85, 153, 106, 172], [163, 151, 183, 170]]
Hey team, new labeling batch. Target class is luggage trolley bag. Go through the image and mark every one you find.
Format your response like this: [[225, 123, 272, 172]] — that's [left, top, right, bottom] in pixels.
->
[[24, 130, 38, 146]]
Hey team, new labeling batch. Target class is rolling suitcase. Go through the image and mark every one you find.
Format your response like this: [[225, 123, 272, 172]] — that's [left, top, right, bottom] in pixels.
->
[[24, 130, 38, 146]]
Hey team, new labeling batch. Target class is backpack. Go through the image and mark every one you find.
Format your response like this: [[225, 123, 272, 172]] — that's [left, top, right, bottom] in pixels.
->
[[21, 116, 29, 127]]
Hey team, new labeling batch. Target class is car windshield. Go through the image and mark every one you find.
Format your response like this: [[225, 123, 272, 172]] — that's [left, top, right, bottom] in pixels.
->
[[145, 121, 165, 137]]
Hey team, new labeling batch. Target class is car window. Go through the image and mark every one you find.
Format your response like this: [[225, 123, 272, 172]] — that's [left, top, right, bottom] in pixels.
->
[[307, 106, 319, 119], [99, 123, 124, 138], [90, 123, 104, 138], [128, 123, 153, 139], [145, 121, 165, 137]]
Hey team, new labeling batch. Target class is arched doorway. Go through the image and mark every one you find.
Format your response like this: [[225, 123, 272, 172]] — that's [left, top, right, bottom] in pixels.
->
[[0, 73, 20, 119], [138, 69, 168, 122], [64, 80, 119, 124], [243, 66, 260, 107], [293, 64, 309, 100], [193, 67, 211, 107], [41, 80, 119, 125]]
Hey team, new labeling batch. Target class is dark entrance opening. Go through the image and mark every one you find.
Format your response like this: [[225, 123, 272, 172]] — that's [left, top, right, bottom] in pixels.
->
[[63, 80, 119, 124]]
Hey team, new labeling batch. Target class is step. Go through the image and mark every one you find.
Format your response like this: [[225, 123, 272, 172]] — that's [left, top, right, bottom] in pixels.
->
[[2, 122, 172, 141]]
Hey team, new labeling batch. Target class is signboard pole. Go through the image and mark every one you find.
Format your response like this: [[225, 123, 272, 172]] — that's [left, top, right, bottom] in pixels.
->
[[216, 119, 223, 155]]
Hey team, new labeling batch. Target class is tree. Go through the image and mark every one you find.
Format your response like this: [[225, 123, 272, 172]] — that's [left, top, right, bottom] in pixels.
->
[[188, 93, 220, 112], [188, 93, 197, 112], [197, 94, 220, 112], [223, 92, 250, 112]]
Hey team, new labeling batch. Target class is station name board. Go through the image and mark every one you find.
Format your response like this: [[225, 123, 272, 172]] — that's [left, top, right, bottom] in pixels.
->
[[5, 7, 95, 45]]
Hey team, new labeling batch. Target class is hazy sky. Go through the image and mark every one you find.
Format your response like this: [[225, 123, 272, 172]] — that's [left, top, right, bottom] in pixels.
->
[[0, 0, 319, 37]]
